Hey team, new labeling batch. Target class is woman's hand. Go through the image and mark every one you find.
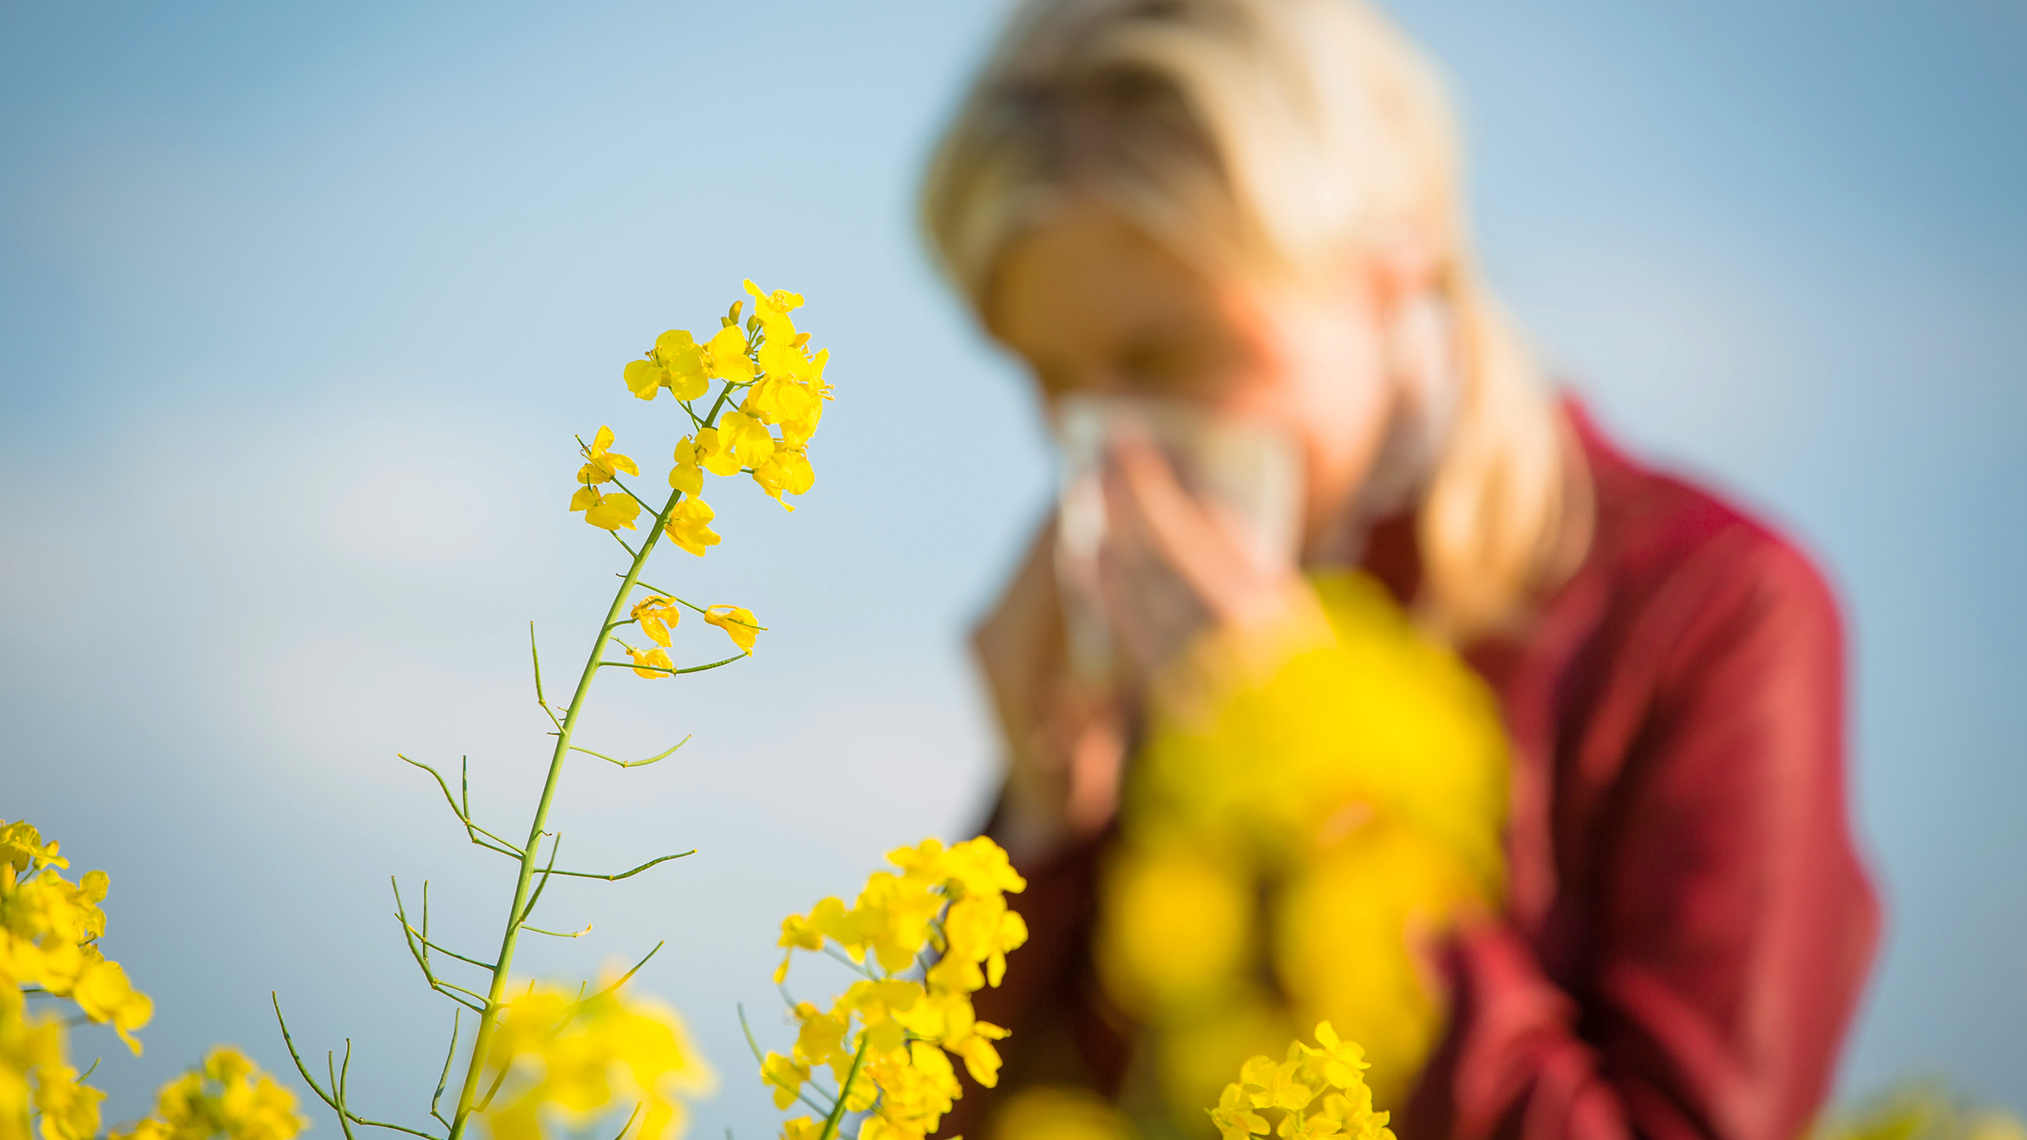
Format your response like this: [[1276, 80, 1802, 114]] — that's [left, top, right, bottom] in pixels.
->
[[972, 522, 1131, 866], [1094, 437, 1331, 698]]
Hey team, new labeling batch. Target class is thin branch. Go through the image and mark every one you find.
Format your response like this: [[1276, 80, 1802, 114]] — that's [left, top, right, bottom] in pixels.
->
[[273, 993, 342, 1112], [611, 1104, 644, 1140], [432, 1010, 461, 1129], [597, 654, 746, 677], [519, 922, 592, 938], [606, 474, 659, 515], [330, 1039, 445, 1140], [328, 1050, 360, 1140], [587, 942, 664, 1004], [822, 945, 878, 981], [516, 833, 564, 927], [566, 737, 690, 769], [393, 879, 489, 1013], [398, 755, 523, 856], [535, 851, 695, 882]]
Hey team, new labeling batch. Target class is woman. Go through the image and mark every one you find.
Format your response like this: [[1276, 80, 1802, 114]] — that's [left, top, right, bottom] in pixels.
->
[[920, 1, 1879, 1138]]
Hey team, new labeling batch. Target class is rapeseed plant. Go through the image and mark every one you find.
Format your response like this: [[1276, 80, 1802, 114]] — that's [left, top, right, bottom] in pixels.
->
[[269, 281, 833, 1140]]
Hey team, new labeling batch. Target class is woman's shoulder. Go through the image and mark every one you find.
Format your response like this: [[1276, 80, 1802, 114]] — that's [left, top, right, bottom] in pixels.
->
[[1562, 399, 1843, 689]]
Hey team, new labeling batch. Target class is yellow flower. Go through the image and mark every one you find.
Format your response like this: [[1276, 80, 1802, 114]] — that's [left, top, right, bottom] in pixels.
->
[[662, 499, 720, 557], [623, 357, 663, 401], [760, 1053, 807, 1111], [668, 439, 704, 496], [0, 822, 66, 875], [692, 429, 742, 478], [578, 425, 640, 485], [791, 1003, 848, 1069], [624, 331, 712, 403], [111, 1047, 306, 1140], [717, 411, 775, 470], [780, 1118, 823, 1140], [33, 1063, 105, 1140], [69, 961, 152, 1055], [476, 980, 713, 1140], [703, 606, 762, 655], [624, 645, 672, 679], [569, 485, 600, 513], [1239, 1055, 1313, 1113], [750, 450, 814, 511], [1300, 1022, 1370, 1091], [703, 325, 754, 385], [584, 492, 642, 532], [1211, 1084, 1271, 1140], [774, 898, 848, 983], [631, 597, 682, 647], [656, 330, 712, 401]]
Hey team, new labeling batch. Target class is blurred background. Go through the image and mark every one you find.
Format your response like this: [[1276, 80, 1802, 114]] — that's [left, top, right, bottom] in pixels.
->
[[1, 0, 2022, 1131]]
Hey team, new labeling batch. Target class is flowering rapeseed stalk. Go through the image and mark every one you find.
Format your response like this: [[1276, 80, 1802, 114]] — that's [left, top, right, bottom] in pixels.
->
[[751, 838, 1027, 1140], [271, 281, 835, 1140]]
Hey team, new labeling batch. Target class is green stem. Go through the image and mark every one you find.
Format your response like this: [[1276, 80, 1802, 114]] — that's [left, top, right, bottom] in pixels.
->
[[818, 1036, 872, 1140], [445, 381, 742, 1140], [445, 483, 687, 1140]]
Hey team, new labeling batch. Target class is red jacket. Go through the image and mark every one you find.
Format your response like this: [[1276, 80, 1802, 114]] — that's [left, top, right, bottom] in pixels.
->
[[953, 406, 1879, 1140]]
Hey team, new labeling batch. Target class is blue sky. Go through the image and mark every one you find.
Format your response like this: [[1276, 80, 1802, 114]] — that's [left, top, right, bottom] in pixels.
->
[[2, 0, 2022, 1131]]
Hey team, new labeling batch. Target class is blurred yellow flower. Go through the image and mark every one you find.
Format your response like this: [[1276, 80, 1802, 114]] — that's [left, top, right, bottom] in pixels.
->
[[0, 824, 65, 876], [703, 607, 762, 655], [110, 1047, 306, 1140], [477, 979, 712, 1140], [662, 499, 720, 557], [759, 1053, 808, 1111], [32, 1062, 103, 1140]]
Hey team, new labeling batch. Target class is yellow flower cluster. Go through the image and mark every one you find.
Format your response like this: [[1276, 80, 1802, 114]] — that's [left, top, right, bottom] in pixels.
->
[[4, 820, 297, 1140], [0, 820, 152, 1054], [571, 426, 646, 532], [764, 838, 1028, 1140], [475, 978, 713, 1140], [1, 984, 99, 1140], [1208, 1024, 1394, 1140], [580, 279, 832, 549], [110, 1047, 306, 1140], [1096, 572, 1510, 1117], [618, 597, 767, 677]]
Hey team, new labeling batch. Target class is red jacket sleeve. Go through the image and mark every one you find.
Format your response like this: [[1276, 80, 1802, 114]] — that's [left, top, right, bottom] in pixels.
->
[[1405, 534, 1880, 1140]]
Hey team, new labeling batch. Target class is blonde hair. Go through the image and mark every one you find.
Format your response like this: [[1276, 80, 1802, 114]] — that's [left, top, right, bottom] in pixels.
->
[[921, 0, 1589, 639]]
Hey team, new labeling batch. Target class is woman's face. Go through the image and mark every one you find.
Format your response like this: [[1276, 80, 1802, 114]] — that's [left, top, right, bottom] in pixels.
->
[[988, 200, 1399, 550]]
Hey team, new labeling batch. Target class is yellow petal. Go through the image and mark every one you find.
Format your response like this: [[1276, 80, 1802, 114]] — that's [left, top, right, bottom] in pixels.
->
[[704, 605, 762, 654], [669, 439, 704, 495], [623, 358, 662, 400], [585, 492, 642, 531], [570, 485, 600, 512], [704, 325, 754, 382]]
